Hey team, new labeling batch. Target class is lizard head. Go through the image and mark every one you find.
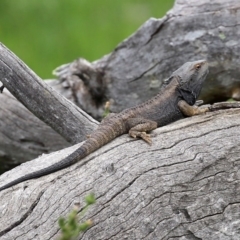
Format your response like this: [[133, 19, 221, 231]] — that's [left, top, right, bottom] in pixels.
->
[[173, 60, 209, 105]]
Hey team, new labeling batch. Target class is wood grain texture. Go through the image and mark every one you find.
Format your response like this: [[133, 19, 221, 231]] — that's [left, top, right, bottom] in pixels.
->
[[0, 78, 99, 171], [0, 109, 239, 239], [0, 43, 98, 144], [0, 89, 70, 172]]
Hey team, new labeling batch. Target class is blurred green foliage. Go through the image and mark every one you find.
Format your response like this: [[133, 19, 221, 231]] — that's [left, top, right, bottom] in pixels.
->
[[0, 0, 174, 79], [58, 193, 96, 240]]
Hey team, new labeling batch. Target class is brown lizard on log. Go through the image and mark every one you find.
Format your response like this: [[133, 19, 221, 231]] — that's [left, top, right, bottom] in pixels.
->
[[0, 60, 210, 191]]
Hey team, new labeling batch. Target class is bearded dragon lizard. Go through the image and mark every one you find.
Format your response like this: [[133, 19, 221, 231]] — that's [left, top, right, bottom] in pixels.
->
[[0, 60, 209, 191]]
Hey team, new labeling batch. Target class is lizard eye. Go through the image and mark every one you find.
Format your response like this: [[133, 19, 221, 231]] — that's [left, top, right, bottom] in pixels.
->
[[195, 64, 201, 70]]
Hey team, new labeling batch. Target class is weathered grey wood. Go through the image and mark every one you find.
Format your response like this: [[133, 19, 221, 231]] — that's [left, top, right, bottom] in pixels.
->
[[0, 89, 71, 173], [0, 108, 239, 240], [0, 43, 98, 144], [100, 0, 240, 105], [0, 79, 99, 171], [54, 0, 240, 119]]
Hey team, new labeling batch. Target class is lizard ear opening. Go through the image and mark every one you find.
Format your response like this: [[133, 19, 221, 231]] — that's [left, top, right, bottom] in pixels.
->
[[163, 76, 173, 86]]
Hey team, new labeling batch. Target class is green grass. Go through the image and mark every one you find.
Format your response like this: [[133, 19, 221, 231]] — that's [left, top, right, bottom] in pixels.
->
[[0, 0, 174, 79]]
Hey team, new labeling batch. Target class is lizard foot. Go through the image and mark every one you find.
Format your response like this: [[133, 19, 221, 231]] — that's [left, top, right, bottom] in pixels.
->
[[198, 106, 210, 114], [178, 100, 210, 116], [129, 130, 152, 145]]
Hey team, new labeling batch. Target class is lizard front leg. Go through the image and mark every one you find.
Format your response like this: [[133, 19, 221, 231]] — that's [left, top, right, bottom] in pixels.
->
[[126, 118, 158, 144], [178, 100, 210, 116]]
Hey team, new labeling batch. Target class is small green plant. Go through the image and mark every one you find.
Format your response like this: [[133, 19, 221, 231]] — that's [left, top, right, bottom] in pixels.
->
[[102, 101, 110, 118], [227, 98, 236, 102], [58, 193, 96, 240]]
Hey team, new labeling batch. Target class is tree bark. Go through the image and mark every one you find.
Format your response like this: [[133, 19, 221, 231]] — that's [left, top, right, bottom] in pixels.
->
[[0, 88, 70, 173], [55, 0, 240, 117], [0, 47, 98, 172], [0, 109, 239, 240], [1, 0, 240, 168], [0, 43, 98, 144]]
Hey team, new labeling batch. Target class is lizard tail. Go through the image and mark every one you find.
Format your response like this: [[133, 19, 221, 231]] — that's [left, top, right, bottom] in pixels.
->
[[0, 147, 88, 191], [0, 123, 124, 191]]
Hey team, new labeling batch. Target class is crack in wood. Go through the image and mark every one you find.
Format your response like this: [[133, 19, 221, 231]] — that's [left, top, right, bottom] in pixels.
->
[[0, 190, 45, 237]]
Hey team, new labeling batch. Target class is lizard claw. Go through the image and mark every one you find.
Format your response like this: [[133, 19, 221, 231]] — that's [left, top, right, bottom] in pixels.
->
[[129, 131, 152, 145], [140, 132, 152, 145]]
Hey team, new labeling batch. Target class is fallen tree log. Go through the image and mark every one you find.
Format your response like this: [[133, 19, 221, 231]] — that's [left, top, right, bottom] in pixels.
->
[[0, 108, 239, 239], [0, 47, 98, 172], [0, 88, 71, 173]]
